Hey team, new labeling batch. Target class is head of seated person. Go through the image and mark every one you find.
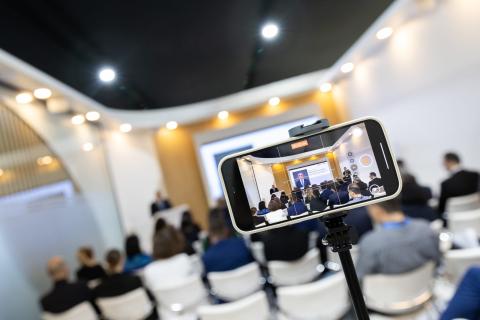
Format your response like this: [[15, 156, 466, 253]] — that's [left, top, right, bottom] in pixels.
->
[[401, 174, 431, 206], [77, 247, 96, 268], [48, 256, 70, 283], [124, 234, 152, 273], [105, 249, 124, 275], [268, 198, 283, 211], [76, 247, 106, 282], [443, 152, 461, 173], [348, 183, 368, 202], [257, 201, 269, 214], [153, 225, 186, 261]]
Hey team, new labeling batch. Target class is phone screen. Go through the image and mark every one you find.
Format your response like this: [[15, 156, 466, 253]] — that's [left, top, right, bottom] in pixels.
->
[[219, 118, 401, 233]]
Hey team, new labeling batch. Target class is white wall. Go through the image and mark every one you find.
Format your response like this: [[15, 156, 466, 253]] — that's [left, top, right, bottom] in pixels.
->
[[238, 159, 260, 209], [334, 0, 480, 193], [252, 164, 275, 205]]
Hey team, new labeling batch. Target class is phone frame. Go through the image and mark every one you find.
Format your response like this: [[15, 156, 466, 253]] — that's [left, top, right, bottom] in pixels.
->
[[218, 116, 403, 235]]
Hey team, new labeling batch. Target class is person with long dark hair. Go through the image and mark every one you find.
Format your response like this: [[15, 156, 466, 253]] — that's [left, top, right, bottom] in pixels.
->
[[123, 234, 152, 273]]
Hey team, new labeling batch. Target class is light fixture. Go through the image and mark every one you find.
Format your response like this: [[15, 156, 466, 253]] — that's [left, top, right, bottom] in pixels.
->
[[71, 114, 85, 125], [16, 92, 33, 104], [85, 111, 101, 121], [98, 67, 116, 82], [166, 121, 178, 130], [341, 62, 354, 74], [0, 168, 4, 177], [33, 88, 52, 100], [268, 97, 280, 107], [320, 82, 332, 93], [37, 156, 53, 166], [376, 27, 393, 40], [119, 123, 132, 133], [352, 127, 363, 137], [261, 23, 279, 40], [217, 110, 229, 120], [82, 142, 94, 152]]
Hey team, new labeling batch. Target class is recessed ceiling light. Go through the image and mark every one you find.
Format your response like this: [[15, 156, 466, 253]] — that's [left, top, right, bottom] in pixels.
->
[[376, 27, 393, 40], [261, 23, 279, 40], [33, 88, 52, 100], [166, 121, 178, 130], [0, 168, 4, 177], [82, 142, 94, 152], [119, 123, 132, 133], [320, 82, 332, 93], [71, 114, 85, 125], [268, 97, 280, 106], [217, 110, 229, 120], [341, 62, 355, 74], [85, 111, 101, 121], [98, 67, 116, 82], [16, 92, 33, 104], [37, 156, 53, 166]]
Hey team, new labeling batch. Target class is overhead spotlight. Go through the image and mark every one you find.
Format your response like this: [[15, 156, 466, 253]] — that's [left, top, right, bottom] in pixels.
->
[[71, 114, 85, 125], [82, 142, 94, 152], [85, 111, 101, 122], [320, 82, 332, 93], [376, 27, 393, 40], [119, 123, 132, 133], [37, 155, 53, 166], [166, 121, 178, 130], [352, 127, 363, 137], [98, 67, 116, 83], [0, 168, 4, 177], [16, 92, 33, 104], [217, 110, 229, 120], [268, 97, 280, 107], [340, 62, 354, 74], [261, 23, 279, 40], [33, 88, 52, 100]]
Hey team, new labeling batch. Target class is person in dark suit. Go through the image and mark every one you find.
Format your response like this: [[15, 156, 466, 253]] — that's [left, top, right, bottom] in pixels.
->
[[295, 172, 311, 189], [262, 225, 309, 262], [293, 187, 304, 201], [319, 182, 334, 203], [401, 173, 436, 221], [40, 256, 95, 315], [438, 152, 480, 214], [310, 188, 327, 212], [368, 172, 384, 191], [150, 191, 172, 216], [287, 194, 308, 216], [251, 207, 266, 225], [343, 167, 352, 178], [270, 185, 279, 194], [280, 191, 290, 206], [94, 250, 157, 320], [76, 247, 106, 282]]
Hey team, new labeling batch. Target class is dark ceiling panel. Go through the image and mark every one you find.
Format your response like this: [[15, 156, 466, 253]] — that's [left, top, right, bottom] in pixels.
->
[[0, 0, 393, 110]]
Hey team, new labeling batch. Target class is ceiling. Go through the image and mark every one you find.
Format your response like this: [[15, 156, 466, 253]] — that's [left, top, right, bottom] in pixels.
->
[[0, 0, 393, 110]]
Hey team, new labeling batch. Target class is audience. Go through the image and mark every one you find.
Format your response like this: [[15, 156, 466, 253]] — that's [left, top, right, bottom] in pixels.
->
[[287, 193, 308, 216], [262, 225, 309, 262], [257, 201, 270, 215], [40, 256, 94, 314], [348, 184, 371, 204], [267, 194, 283, 211], [251, 207, 265, 225], [438, 152, 480, 215], [279, 191, 290, 206], [356, 198, 440, 279], [124, 234, 152, 273], [76, 247, 106, 282], [400, 173, 436, 221], [180, 210, 201, 245], [93, 249, 156, 319], [202, 210, 253, 273], [368, 172, 383, 191], [304, 187, 314, 204], [310, 188, 327, 212], [150, 190, 172, 216], [441, 266, 480, 320]]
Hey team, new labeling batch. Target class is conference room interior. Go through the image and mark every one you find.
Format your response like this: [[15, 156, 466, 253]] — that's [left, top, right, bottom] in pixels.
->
[[2, 1, 480, 320]]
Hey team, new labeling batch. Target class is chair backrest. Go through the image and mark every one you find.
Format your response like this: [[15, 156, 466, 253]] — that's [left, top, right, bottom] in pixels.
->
[[445, 247, 480, 284], [151, 274, 207, 312], [189, 253, 205, 275], [268, 248, 321, 286], [42, 302, 97, 320], [326, 246, 359, 268], [449, 209, 480, 237], [197, 291, 270, 320], [363, 262, 435, 315], [96, 288, 152, 320], [446, 193, 480, 214], [251, 241, 266, 266], [208, 262, 263, 301], [277, 272, 349, 320], [265, 209, 287, 224]]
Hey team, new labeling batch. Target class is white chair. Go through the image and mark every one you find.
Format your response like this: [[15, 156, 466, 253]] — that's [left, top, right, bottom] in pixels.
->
[[277, 272, 349, 320], [449, 209, 480, 236], [268, 248, 321, 286], [265, 209, 288, 224], [197, 291, 270, 320], [363, 262, 435, 315], [326, 246, 359, 268], [446, 193, 480, 214], [96, 288, 153, 320], [151, 274, 209, 319], [251, 241, 266, 266], [308, 231, 319, 250], [444, 247, 480, 284], [208, 262, 263, 301], [42, 302, 98, 320], [189, 253, 205, 275]]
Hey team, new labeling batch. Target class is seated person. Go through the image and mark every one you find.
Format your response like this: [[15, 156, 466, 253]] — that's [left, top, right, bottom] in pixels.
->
[[76, 247, 106, 282], [319, 182, 334, 203], [270, 184, 279, 194], [401, 174, 436, 221], [368, 172, 384, 192], [257, 201, 270, 215], [124, 234, 152, 273], [262, 225, 309, 262], [438, 152, 480, 215], [251, 207, 265, 225], [150, 190, 171, 216], [348, 184, 372, 204], [293, 187, 304, 201], [180, 210, 201, 245], [304, 187, 315, 204], [353, 175, 372, 197], [40, 256, 95, 315], [144, 225, 194, 289], [356, 198, 440, 279], [344, 207, 373, 243], [310, 188, 327, 212], [279, 191, 290, 206], [287, 194, 308, 216], [202, 210, 254, 273], [268, 194, 284, 211], [441, 266, 480, 320], [93, 250, 156, 319]]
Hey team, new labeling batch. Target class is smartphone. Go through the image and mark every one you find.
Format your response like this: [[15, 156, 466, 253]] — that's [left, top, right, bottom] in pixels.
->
[[218, 117, 402, 234]]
